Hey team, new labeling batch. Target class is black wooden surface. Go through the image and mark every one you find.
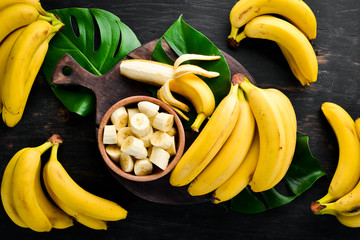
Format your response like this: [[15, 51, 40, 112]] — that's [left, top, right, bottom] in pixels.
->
[[1, 0, 359, 239]]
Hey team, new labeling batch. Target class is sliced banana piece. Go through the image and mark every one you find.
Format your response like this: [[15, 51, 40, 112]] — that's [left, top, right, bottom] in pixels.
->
[[166, 126, 177, 136], [165, 136, 177, 156], [127, 108, 140, 127], [117, 127, 133, 147], [121, 136, 148, 159], [111, 106, 128, 131], [150, 131, 173, 149], [138, 101, 159, 117], [152, 112, 174, 132], [130, 113, 151, 137], [149, 147, 171, 170], [139, 127, 154, 148], [105, 144, 122, 163], [134, 158, 153, 176], [119, 152, 134, 173], [103, 125, 117, 144]]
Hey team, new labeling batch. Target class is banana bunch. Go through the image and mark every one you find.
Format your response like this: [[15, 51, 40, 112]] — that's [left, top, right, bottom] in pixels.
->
[[0, 0, 64, 127], [311, 103, 360, 228], [1, 134, 127, 231], [120, 54, 220, 132], [169, 73, 297, 202], [227, 0, 318, 86]]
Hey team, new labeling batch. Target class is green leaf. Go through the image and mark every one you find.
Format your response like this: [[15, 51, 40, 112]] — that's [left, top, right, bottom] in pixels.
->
[[152, 15, 231, 106], [42, 8, 141, 116], [230, 135, 326, 214]]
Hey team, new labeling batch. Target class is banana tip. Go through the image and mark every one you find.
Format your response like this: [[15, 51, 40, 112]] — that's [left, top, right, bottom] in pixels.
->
[[231, 73, 245, 85], [310, 201, 325, 214], [48, 134, 63, 144], [227, 37, 239, 48]]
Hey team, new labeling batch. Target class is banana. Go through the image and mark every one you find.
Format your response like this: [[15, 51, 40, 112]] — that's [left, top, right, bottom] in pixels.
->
[[12, 144, 54, 232], [228, 0, 317, 45], [139, 126, 153, 147], [2, 29, 55, 127], [169, 83, 241, 187], [187, 88, 255, 196], [43, 143, 128, 222], [0, 27, 25, 116], [149, 147, 171, 170], [119, 152, 134, 173], [105, 144, 122, 163], [2, 19, 63, 115], [234, 15, 318, 86], [159, 80, 190, 113], [356, 118, 360, 140], [315, 103, 360, 204], [264, 88, 297, 187], [134, 158, 153, 176], [336, 213, 360, 228], [103, 125, 117, 144], [0, 3, 40, 43], [212, 129, 260, 204], [1, 148, 29, 228], [152, 112, 174, 132], [121, 136, 148, 160], [0, 0, 47, 15], [130, 113, 151, 137], [150, 131, 173, 149], [43, 169, 108, 230], [238, 75, 286, 192], [117, 127, 134, 147], [168, 74, 216, 132], [138, 101, 160, 118], [111, 106, 128, 131], [127, 108, 140, 125]]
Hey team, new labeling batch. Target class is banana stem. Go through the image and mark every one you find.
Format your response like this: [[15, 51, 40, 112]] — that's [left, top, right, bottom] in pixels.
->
[[34, 141, 53, 155], [235, 31, 247, 43], [49, 144, 60, 162], [191, 113, 207, 132]]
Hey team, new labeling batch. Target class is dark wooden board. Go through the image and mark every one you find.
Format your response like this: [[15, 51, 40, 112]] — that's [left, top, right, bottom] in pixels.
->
[[1, 0, 360, 239], [51, 39, 254, 205]]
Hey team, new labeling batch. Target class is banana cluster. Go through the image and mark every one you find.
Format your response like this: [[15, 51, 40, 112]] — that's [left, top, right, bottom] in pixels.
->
[[311, 103, 360, 228], [1, 134, 127, 231], [0, 0, 64, 127], [169, 73, 297, 203], [120, 54, 220, 132], [228, 0, 318, 86]]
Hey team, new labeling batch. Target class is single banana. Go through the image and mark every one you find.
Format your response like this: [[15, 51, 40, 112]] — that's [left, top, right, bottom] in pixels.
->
[[12, 143, 54, 232], [1, 148, 29, 228], [2, 31, 55, 127], [228, 0, 317, 45], [2, 19, 63, 115], [0, 3, 40, 43], [239, 75, 286, 192], [0, 27, 25, 115], [0, 0, 47, 15], [311, 103, 360, 207], [265, 88, 297, 188], [187, 88, 255, 196], [43, 169, 108, 230], [169, 83, 241, 187], [336, 213, 360, 228], [212, 129, 260, 204], [43, 142, 128, 221], [234, 15, 318, 86]]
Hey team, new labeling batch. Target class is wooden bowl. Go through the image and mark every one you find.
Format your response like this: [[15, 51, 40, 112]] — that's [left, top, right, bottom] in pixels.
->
[[98, 95, 185, 182]]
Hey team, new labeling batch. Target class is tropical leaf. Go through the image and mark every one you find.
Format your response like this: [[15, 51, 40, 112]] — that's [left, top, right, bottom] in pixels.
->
[[42, 8, 141, 116]]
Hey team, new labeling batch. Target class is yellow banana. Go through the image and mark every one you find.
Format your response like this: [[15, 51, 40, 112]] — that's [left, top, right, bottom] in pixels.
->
[[234, 15, 318, 86], [212, 129, 260, 204], [43, 169, 108, 230], [0, 3, 40, 43], [0, 27, 25, 115], [169, 83, 240, 187], [336, 213, 360, 228], [265, 88, 297, 187], [43, 143, 128, 222], [12, 143, 54, 232], [2, 19, 63, 115], [168, 74, 216, 132], [355, 118, 360, 140], [1, 148, 29, 228], [228, 0, 317, 45], [239, 75, 286, 192], [278, 44, 312, 86], [316, 103, 360, 204], [187, 88, 255, 196], [2, 30, 56, 127], [0, 0, 46, 15]]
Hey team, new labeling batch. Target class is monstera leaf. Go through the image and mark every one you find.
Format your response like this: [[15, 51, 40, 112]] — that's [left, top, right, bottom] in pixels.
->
[[42, 8, 141, 116], [230, 136, 326, 214]]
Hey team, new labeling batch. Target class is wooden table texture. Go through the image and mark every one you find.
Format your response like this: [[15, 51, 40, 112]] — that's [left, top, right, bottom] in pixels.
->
[[0, 0, 359, 239]]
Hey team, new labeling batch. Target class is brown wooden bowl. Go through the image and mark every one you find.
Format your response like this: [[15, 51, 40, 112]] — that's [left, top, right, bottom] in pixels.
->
[[98, 95, 185, 182]]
